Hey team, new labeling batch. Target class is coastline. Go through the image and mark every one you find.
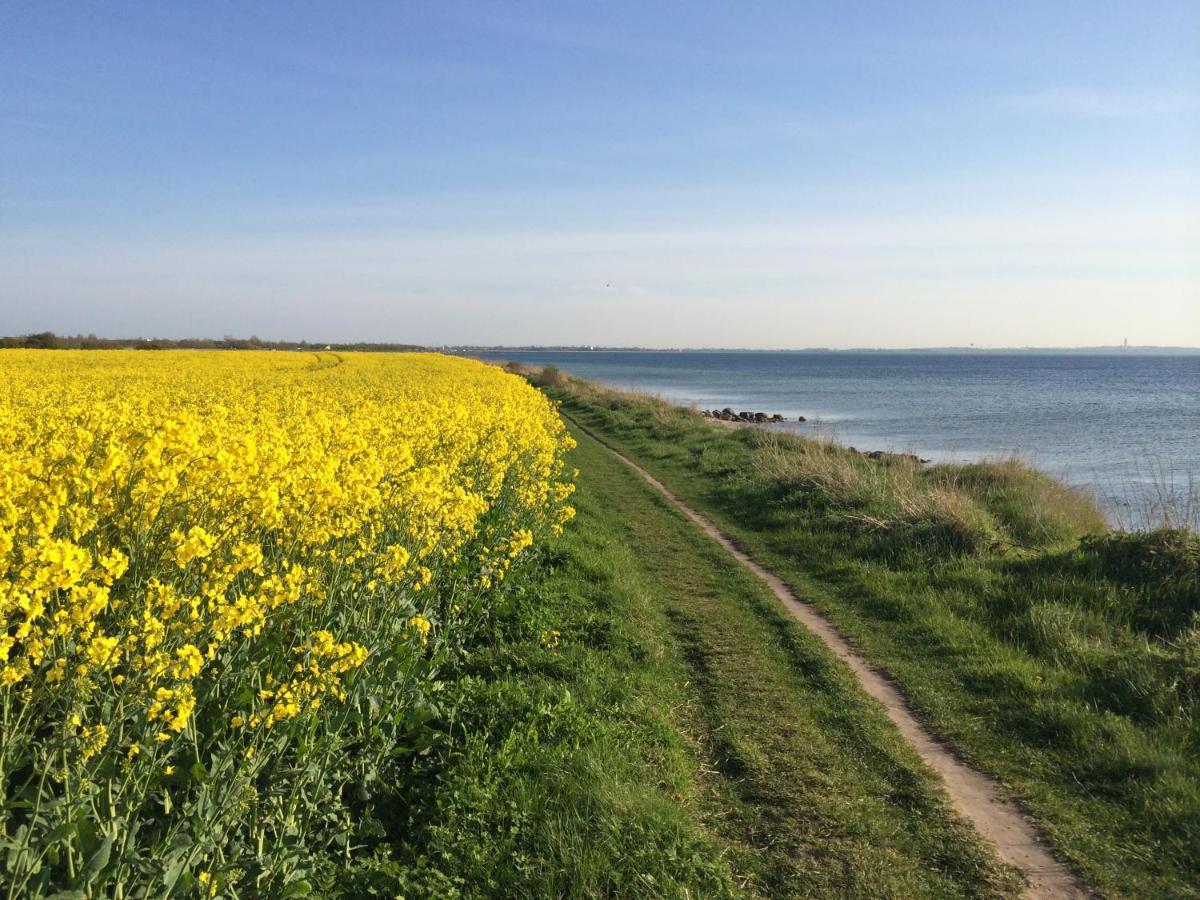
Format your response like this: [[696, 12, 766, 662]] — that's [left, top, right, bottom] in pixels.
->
[[487, 353, 1199, 532]]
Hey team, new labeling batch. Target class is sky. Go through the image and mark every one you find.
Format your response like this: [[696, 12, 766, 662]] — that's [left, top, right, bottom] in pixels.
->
[[2, 1, 1198, 348]]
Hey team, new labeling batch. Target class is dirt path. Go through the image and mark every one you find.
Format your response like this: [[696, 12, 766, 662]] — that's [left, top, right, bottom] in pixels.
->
[[569, 419, 1090, 899]]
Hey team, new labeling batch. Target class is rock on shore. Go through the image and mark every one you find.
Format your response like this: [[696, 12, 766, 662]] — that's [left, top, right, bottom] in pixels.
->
[[847, 447, 931, 465], [697, 408, 928, 464], [701, 407, 803, 424]]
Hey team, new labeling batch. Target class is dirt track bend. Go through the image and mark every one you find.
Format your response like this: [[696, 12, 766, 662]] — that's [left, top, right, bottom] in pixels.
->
[[568, 417, 1089, 899]]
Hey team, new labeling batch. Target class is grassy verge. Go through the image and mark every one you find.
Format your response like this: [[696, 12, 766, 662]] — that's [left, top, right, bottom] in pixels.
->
[[320, 419, 1018, 897], [543, 375, 1199, 898]]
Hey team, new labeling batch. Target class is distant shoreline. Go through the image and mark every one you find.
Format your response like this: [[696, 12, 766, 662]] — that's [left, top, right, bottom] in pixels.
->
[[4, 333, 1198, 356], [4, 333, 1195, 357], [455, 345, 1200, 355]]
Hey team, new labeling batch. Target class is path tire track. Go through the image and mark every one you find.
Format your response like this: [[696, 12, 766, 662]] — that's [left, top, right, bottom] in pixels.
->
[[567, 416, 1089, 899]]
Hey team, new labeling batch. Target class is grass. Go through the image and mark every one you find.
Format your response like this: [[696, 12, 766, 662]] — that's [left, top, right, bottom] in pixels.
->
[[545, 376, 1200, 898], [318, 417, 1018, 897]]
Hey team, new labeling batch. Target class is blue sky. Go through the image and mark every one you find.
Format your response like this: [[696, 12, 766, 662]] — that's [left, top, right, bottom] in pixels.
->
[[2, 1, 1197, 347]]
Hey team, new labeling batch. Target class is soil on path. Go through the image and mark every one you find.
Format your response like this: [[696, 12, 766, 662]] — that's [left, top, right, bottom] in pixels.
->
[[569, 417, 1090, 900]]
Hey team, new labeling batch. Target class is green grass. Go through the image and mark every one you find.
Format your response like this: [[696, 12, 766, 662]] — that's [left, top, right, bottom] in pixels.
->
[[319, 418, 1018, 897], [545, 378, 1200, 898]]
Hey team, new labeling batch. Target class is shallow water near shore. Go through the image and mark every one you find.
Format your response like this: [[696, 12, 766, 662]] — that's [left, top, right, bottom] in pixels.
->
[[471, 350, 1200, 530]]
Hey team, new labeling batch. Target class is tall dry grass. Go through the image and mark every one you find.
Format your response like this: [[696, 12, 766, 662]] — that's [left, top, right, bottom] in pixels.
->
[[751, 430, 1104, 554], [1104, 468, 1200, 533]]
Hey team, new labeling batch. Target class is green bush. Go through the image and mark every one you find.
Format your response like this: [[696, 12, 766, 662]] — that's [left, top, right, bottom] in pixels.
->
[[530, 364, 567, 387], [1083, 528, 1200, 637]]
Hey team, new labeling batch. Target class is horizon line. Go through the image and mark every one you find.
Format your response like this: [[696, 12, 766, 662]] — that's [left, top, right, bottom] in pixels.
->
[[4, 333, 1199, 354], [452, 344, 1200, 353]]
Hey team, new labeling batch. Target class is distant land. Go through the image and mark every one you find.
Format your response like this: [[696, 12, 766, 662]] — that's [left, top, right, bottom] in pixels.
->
[[3, 333, 1197, 355], [0, 332, 423, 352], [450, 345, 1200, 355]]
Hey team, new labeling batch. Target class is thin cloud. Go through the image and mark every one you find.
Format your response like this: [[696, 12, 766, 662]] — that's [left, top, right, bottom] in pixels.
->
[[1008, 87, 1200, 119]]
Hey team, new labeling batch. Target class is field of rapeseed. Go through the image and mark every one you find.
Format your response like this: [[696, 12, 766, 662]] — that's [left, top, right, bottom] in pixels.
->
[[0, 350, 575, 897]]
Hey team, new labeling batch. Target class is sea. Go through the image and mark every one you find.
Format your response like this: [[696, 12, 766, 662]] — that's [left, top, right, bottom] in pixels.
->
[[470, 350, 1200, 531]]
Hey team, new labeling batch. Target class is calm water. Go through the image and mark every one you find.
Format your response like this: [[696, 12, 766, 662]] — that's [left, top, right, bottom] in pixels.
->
[[472, 350, 1200, 529]]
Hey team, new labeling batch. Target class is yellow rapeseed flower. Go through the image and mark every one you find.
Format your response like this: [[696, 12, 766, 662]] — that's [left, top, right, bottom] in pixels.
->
[[407, 615, 432, 645], [0, 349, 576, 874]]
